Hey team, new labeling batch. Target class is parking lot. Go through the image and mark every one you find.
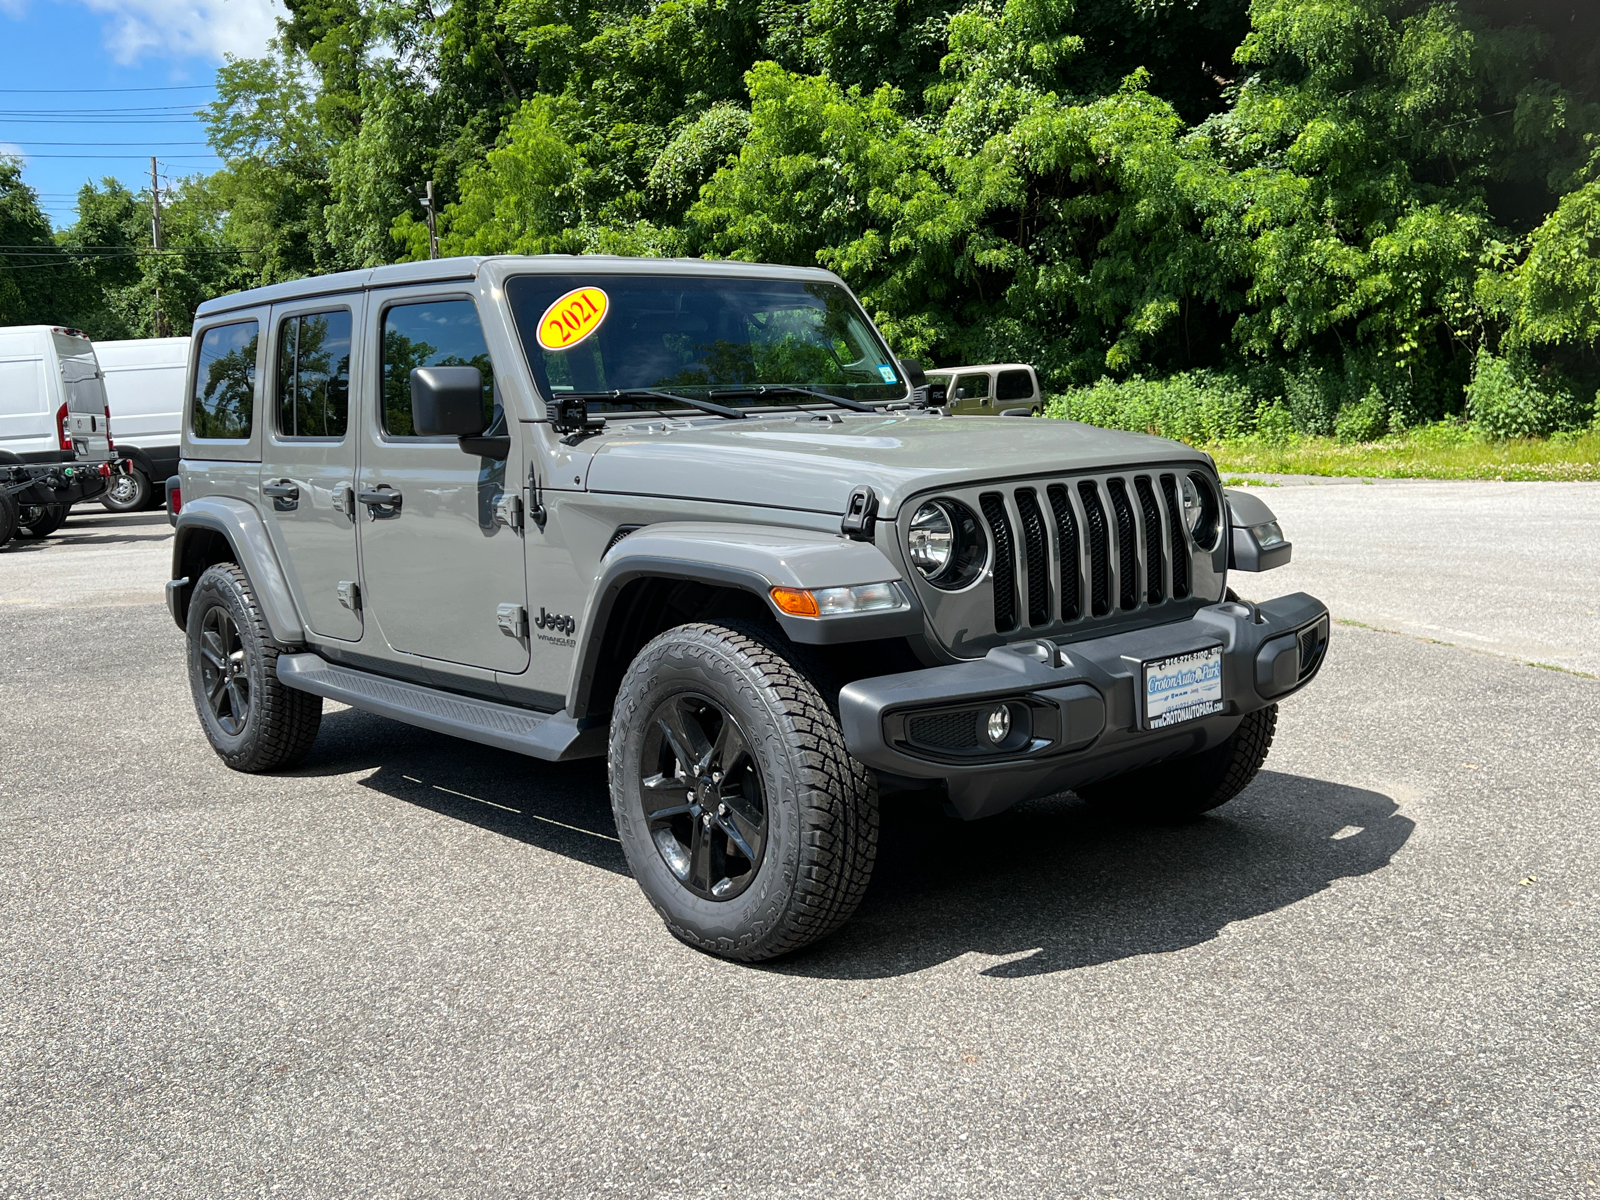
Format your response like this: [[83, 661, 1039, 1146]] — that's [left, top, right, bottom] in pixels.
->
[[3, 483, 1598, 1199]]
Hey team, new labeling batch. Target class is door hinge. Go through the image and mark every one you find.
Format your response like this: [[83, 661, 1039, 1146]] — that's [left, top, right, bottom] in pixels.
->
[[493, 492, 523, 530], [496, 603, 527, 638], [337, 580, 361, 612]]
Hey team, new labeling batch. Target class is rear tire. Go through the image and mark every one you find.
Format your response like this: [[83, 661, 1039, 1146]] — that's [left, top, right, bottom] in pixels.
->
[[186, 562, 322, 772], [102, 468, 151, 512], [609, 620, 878, 962], [1075, 705, 1277, 821], [16, 503, 65, 538]]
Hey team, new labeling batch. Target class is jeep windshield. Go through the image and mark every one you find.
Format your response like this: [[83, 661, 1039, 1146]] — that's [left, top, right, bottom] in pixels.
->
[[505, 274, 907, 416]]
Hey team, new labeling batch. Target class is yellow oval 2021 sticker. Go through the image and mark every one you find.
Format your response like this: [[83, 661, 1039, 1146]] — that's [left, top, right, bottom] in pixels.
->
[[537, 286, 609, 351]]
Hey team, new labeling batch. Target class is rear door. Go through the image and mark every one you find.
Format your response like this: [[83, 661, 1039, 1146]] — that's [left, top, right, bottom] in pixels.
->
[[355, 289, 528, 673], [258, 296, 364, 642], [995, 367, 1037, 413], [56, 332, 113, 460]]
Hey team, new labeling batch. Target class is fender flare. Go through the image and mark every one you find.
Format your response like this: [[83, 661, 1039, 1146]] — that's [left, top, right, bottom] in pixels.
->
[[567, 521, 923, 717], [170, 496, 305, 644], [1224, 488, 1292, 572]]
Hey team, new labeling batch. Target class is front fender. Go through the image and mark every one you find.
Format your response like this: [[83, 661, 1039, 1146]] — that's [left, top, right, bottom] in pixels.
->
[[170, 496, 305, 645], [568, 522, 923, 715]]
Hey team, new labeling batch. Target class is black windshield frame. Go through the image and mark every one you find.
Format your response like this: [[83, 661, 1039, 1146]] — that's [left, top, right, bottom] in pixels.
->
[[505, 273, 908, 415]]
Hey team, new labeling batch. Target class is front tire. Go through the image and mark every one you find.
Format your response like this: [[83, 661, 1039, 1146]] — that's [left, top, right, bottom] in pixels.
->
[[186, 563, 322, 772], [102, 468, 151, 512], [609, 621, 878, 962], [1075, 705, 1278, 821]]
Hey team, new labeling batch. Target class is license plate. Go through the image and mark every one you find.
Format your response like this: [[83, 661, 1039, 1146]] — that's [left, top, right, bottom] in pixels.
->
[[1143, 647, 1224, 729]]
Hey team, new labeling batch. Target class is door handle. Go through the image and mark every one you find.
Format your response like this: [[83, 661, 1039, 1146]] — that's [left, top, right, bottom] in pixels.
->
[[263, 479, 299, 509], [357, 487, 403, 519]]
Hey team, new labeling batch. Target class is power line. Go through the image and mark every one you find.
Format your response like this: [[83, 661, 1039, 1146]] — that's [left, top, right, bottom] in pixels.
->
[[0, 105, 203, 114], [3, 141, 212, 147], [8, 154, 220, 160], [0, 85, 215, 94]]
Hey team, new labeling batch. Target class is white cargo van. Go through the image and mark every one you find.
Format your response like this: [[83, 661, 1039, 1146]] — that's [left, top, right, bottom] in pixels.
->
[[94, 336, 189, 510], [0, 325, 116, 463]]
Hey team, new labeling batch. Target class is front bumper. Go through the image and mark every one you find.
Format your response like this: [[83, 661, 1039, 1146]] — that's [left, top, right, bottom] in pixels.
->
[[839, 592, 1329, 819]]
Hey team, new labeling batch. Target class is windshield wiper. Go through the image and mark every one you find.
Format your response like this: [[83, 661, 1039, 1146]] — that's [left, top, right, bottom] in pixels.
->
[[706, 384, 875, 413], [566, 388, 747, 420]]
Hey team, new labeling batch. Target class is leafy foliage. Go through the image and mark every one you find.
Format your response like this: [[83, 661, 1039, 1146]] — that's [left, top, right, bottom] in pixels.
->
[[10, 0, 1600, 441]]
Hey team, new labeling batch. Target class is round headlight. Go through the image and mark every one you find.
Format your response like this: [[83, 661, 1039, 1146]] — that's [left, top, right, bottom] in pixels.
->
[[906, 499, 986, 590], [909, 503, 954, 575]]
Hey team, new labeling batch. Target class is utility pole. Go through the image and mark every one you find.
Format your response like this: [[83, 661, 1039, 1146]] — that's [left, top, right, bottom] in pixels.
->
[[422, 181, 439, 260], [149, 157, 168, 337]]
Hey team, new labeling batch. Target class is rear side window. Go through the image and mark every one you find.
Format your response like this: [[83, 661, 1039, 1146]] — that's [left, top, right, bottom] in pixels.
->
[[955, 372, 990, 400], [277, 310, 352, 439], [997, 369, 1035, 402], [380, 299, 495, 437], [191, 321, 258, 440]]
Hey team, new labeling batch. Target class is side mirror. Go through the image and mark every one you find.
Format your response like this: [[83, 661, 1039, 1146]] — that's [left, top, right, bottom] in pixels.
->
[[900, 358, 927, 389], [952, 387, 966, 401], [410, 366, 485, 437]]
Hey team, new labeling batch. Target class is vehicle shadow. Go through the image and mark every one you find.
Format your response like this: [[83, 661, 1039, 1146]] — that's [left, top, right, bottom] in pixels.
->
[[289, 706, 627, 876], [291, 709, 1411, 979], [776, 771, 1413, 980]]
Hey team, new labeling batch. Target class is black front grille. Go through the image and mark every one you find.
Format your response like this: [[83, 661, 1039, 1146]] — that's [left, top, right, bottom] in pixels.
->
[[979, 492, 1017, 632], [1135, 476, 1164, 605], [1079, 481, 1111, 617], [1015, 489, 1050, 627], [1046, 484, 1080, 621], [908, 709, 981, 749], [1106, 478, 1138, 611], [1159, 474, 1190, 599], [964, 468, 1207, 638]]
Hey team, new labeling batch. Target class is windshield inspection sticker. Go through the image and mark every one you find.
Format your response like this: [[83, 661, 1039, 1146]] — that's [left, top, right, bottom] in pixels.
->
[[537, 286, 609, 351], [876, 364, 897, 383], [1143, 647, 1224, 729]]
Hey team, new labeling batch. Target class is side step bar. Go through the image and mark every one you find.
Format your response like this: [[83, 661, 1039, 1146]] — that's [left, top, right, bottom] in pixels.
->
[[276, 652, 607, 762]]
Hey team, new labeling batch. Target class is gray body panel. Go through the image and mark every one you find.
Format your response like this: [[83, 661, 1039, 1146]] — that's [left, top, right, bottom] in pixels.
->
[[584, 412, 1202, 519]]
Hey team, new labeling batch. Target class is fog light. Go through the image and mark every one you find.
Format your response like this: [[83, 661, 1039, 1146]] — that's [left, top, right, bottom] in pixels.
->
[[985, 705, 1011, 745]]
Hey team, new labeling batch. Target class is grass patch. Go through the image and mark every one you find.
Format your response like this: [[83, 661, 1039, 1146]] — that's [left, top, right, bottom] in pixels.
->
[[1211, 428, 1600, 481], [1220, 476, 1280, 487]]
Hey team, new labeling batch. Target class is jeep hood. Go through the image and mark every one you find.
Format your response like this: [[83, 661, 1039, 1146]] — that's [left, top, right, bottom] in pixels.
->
[[582, 413, 1210, 516]]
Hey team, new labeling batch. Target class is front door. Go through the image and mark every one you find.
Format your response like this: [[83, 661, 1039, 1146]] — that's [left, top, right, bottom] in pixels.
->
[[258, 298, 364, 641], [953, 371, 991, 415], [356, 292, 529, 673]]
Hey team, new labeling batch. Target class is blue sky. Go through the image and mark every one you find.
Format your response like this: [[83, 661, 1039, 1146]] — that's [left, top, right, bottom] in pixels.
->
[[0, 0, 282, 230]]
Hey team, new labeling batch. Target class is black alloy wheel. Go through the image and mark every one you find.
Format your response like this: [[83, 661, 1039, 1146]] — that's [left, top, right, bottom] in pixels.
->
[[609, 620, 878, 961], [638, 693, 767, 901], [197, 604, 251, 736]]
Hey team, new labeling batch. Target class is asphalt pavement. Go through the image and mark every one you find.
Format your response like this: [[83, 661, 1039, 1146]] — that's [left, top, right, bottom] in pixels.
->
[[2, 490, 1598, 1199]]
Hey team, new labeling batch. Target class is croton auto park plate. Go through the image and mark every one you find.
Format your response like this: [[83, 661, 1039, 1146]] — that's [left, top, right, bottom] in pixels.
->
[[1143, 647, 1225, 729]]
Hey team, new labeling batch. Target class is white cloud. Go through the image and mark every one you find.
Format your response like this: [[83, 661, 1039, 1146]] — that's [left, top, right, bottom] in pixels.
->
[[0, 142, 27, 164], [81, 0, 285, 65], [0, 0, 28, 19]]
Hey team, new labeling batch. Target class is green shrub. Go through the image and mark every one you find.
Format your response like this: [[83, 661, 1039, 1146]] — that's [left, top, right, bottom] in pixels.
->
[[1253, 401, 1295, 446], [1334, 386, 1389, 443], [1466, 350, 1591, 440], [1045, 371, 1254, 444]]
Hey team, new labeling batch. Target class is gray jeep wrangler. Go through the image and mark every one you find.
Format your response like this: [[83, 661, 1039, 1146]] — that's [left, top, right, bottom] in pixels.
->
[[167, 256, 1327, 961]]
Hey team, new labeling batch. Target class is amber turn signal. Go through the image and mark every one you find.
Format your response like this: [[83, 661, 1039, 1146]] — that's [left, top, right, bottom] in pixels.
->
[[769, 587, 820, 617]]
